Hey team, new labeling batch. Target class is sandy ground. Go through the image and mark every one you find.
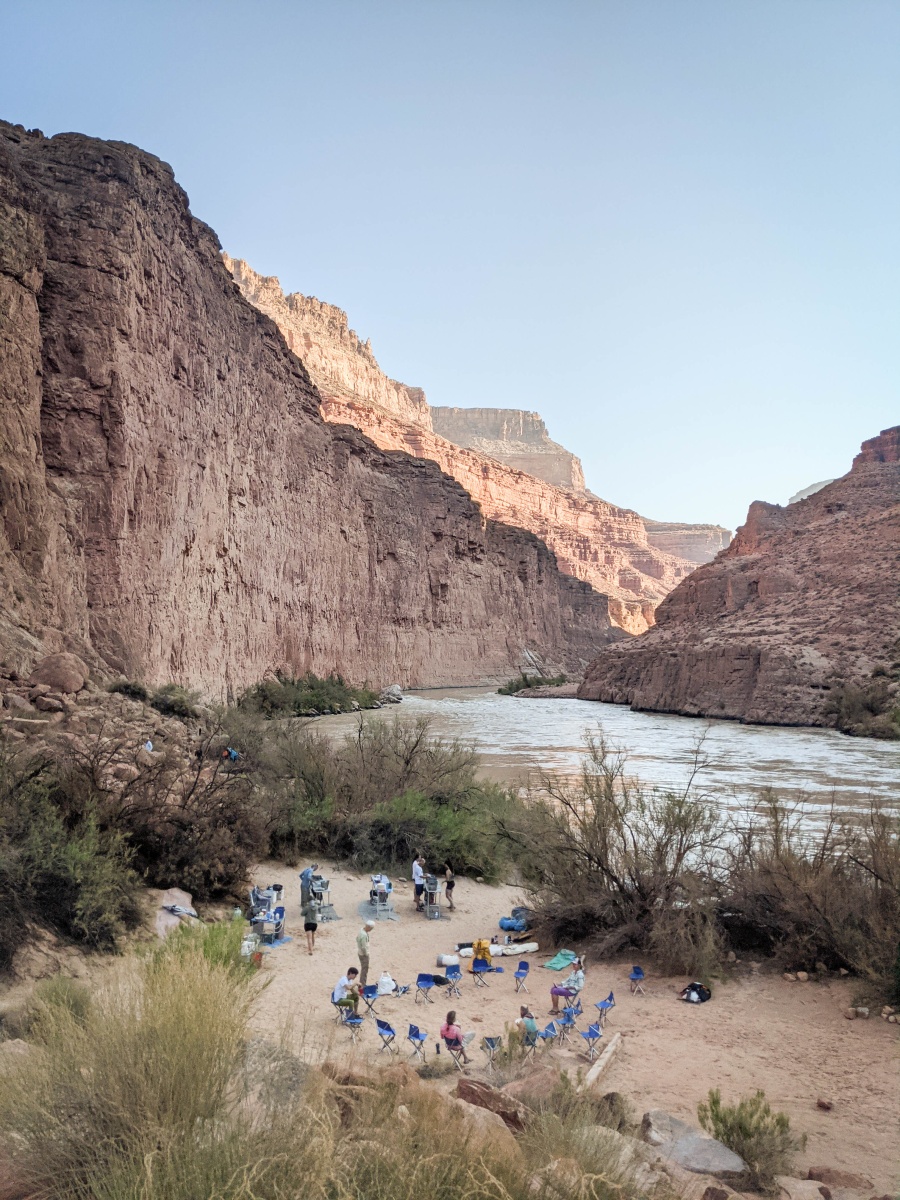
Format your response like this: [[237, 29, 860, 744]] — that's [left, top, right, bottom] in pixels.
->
[[252, 859, 899, 1192]]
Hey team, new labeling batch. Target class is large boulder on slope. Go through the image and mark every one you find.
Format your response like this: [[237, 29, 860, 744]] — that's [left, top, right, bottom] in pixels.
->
[[640, 1109, 748, 1180], [27, 653, 88, 694]]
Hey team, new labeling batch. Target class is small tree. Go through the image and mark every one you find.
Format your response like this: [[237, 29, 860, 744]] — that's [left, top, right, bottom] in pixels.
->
[[698, 1088, 805, 1192]]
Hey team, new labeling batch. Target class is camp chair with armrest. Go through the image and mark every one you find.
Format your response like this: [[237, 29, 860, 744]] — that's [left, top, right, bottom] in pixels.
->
[[443, 1037, 467, 1071], [376, 1019, 398, 1054], [361, 985, 379, 1017], [415, 973, 435, 1004], [481, 1036, 502, 1073], [580, 1023, 603, 1061], [407, 1024, 428, 1062], [514, 961, 530, 993], [629, 966, 646, 995], [595, 991, 615, 1026], [443, 967, 462, 999]]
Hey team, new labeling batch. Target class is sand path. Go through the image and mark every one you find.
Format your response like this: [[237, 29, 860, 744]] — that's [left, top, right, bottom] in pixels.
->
[[252, 860, 899, 1192]]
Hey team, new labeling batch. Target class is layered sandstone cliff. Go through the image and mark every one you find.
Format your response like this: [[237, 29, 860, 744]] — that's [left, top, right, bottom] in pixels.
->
[[0, 120, 617, 696], [224, 259, 716, 633], [642, 520, 732, 566], [578, 428, 900, 728]]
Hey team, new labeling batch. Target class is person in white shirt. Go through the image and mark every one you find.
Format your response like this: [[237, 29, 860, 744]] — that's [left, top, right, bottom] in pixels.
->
[[332, 967, 360, 1013], [549, 958, 585, 1013], [412, 855, 426, 912]]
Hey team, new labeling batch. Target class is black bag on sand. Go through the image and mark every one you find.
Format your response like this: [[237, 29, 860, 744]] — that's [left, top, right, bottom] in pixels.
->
[[680, 982, 711, 1003]]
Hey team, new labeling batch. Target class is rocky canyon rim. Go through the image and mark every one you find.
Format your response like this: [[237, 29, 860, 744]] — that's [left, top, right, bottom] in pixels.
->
[[320, 688, 900, 816]]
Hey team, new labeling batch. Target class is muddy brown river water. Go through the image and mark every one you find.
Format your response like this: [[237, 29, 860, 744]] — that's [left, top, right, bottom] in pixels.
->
[[322, 687, 899, 817]]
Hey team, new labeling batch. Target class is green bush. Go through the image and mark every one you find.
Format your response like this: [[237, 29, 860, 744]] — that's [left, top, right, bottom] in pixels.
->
[[107, 680, 150, 702], [149, 683, 200, 719], [498, 672, 567, 695], [698, 1088, 806, 1191], [826, 674, 900, 740], [240, 671, 379, 717]]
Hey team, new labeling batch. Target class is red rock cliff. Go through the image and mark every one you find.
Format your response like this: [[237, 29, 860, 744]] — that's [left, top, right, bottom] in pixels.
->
[[224, 259, 714, 634], [0, 121, 617, 696], [578, 429, 900, 728]]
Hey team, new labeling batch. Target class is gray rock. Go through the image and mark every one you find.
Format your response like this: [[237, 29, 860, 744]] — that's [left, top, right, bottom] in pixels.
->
[[4, 693, 34, 712], [640, 1110, 748, 1179], [379, 683, 403, 703]]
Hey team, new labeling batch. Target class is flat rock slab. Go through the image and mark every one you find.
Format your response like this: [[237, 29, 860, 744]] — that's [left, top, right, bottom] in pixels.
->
[[641, 1109, 748, 1179], [807, 1169, 874, 1191]]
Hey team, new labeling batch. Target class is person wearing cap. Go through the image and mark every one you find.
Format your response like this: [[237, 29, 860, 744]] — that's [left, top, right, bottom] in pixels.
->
[[356, 920, 374, 987], [549, 957, 585, 1013]]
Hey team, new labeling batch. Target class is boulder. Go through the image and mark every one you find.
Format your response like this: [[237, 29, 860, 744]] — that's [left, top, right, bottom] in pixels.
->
[[640, 1110, 748, 1180], [35, 695, 64, 713], [776, 1179, 830, 1200], [502, 1065, 563, 1102], [455, 1078, 532, 1133], [379, 683, 403, 703], [702, 1189, 733, 1200], [27, 653, 89, 694], [807, 1169, 874, 1190], [815, 1098, 833, 1111], [154, 887, 196, 938], [448, 1097, 517, 1153], [3, 693, 34, 712], [796, 971, 809, 982]]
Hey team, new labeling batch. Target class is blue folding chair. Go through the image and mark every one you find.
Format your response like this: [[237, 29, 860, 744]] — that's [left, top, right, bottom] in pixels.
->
[[514, 960, 530, 993], [407, 1023, 428, 1062], [557, 1007, 578, 1043], [481, 1035, 502, 1072], [331, 997, 356, 1025], [444, 966, 462, 999], [595, 991, 616, 1027], [580, 1022, 603, 1061], [361, 985, 379, 1017], [395, 983, 411, 998], [629, 966, 646, 995], [472, 957, 504, 987], [376, 1018, 398, 1054], [339, 1009, 365, 1043], [444, 1037, 467, 1071], [570, 996, 584, 1018], [522, 1030, 539, 1062], [415, 973, 435, 1004], [538, 1020, 559, 1046]]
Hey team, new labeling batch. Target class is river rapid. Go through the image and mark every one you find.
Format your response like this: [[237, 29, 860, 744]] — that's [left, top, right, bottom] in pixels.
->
[[322, 688, 899, 818]]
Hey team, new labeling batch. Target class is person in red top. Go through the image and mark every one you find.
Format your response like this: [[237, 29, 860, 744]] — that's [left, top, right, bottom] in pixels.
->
[[440, 1010, 475, 1064]]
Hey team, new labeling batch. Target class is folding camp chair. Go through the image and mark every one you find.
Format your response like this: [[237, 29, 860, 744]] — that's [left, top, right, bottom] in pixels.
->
[[361, 985, 379, 1017], [472, 957, 504, 987], [407, 1024, 428, 1062], [595, 991, 616, 1027], [481, 1036, 502, 1073], [443, 1038, 467, 1071], [376, 1019, 398, 1054], [570, 996, 583, 1018], [522, 1030, 539, 1063], [538, 1021, 559, 1046], [331, 998, 355, 1025], [580, 1023, 603, 1061], [340, 1009, 364, 1044], [395, 983, 411, 998], [443, 966, 462, 999], [557, 1007, 578, 1044], [415, 973, 435, 1004], [514, 960, 530, 993], [629, 966, 646, 995]]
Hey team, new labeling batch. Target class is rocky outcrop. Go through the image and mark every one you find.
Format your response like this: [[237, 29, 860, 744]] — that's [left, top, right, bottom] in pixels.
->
[[224, 259, 712, 633], [579, 429, 900, 728], [0, 120, 616, 696], [430, 406, 586, 491], [643, 521, 731, 565]]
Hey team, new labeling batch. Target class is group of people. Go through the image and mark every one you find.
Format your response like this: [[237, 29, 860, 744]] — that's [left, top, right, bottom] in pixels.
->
[[411, 856, 456, 912]]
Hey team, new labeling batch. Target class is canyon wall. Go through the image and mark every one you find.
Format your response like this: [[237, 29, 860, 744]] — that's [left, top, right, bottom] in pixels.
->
[[579, 428, 900, 728], [0, 120, 617, 696], [225, 259, 718, 633], [642, 520, 732, 565]]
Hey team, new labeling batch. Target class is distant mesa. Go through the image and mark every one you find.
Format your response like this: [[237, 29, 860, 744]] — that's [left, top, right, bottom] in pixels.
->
[[788, 479, 835, 505], [224, 255, 731, 634]]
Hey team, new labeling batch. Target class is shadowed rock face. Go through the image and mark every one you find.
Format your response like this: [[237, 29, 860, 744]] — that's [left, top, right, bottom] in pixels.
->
[[579, 428, 900, 728], [0, 120, 617, 696]]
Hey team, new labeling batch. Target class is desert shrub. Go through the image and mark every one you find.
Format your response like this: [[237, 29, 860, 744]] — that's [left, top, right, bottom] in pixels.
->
[[498, 672, 567, 695], [0, 750, 140, 969], [159, 916, 256, 982], [241, 671, 379, 717], [698, 1088, 805, 1191], [149, 682, 200, 718], [107, 679, 150, 702], [519, 1074, 638, 1137], [826, 674, 900, 740]]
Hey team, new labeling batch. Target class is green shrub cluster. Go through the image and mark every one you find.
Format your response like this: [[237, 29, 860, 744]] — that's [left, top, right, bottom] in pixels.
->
[[107, 680, 201, 718], [498, 672, 567, 695], [698, 1088, 805, 1191], [826, 672, 900, 740], [241, 671, 379, 717]]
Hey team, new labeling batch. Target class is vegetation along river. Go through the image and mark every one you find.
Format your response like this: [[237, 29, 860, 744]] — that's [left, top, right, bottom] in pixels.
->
[[323, 688, 899, 818]]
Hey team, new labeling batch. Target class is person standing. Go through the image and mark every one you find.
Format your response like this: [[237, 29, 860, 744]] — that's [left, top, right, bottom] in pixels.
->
[[412, 855, 426, 912], [443, 862, 456, 911], [356, 920, 374, 987], [301, 896, 319, 956]]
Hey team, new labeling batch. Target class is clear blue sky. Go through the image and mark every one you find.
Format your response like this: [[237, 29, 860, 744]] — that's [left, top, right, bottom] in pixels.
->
[[2, 1, 897, 532]]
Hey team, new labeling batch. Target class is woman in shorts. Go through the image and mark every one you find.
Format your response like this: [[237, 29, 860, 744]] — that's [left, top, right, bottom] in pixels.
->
[[443, 862, 456, 911], [302, 897, 319, 955]]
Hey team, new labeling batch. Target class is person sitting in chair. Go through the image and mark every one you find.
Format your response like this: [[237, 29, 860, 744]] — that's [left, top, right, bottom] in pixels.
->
[[549, 957, 585, 1013], [440, 1009, 475, 1064], [515, 1005, 538, 1037], [332, 967, 360, 1014]]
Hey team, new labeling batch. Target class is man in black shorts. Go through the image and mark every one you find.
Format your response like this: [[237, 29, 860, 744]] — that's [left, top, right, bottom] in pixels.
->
[[302, 896, 319, 955], [412, 855, 426, 911]]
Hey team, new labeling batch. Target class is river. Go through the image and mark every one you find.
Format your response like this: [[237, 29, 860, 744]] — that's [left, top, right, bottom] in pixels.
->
[[322, 688, 899, 817]]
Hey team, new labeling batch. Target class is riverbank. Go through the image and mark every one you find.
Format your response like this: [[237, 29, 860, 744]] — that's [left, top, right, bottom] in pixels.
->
[[251, 859, 899, 1191]]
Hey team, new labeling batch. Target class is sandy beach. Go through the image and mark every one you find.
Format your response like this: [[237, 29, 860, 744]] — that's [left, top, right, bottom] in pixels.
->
[[251, 859, 900, 1192]]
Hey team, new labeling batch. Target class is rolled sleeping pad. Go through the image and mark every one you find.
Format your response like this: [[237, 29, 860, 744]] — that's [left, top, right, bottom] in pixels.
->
[[457, 947, 474, 958], [437, 954, 460, 967]]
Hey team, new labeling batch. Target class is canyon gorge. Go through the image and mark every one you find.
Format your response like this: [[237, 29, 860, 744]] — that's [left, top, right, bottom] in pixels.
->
[[579, 427, 900, 730], [224, 257, 730, 634], [0, 120, 618, 697]]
